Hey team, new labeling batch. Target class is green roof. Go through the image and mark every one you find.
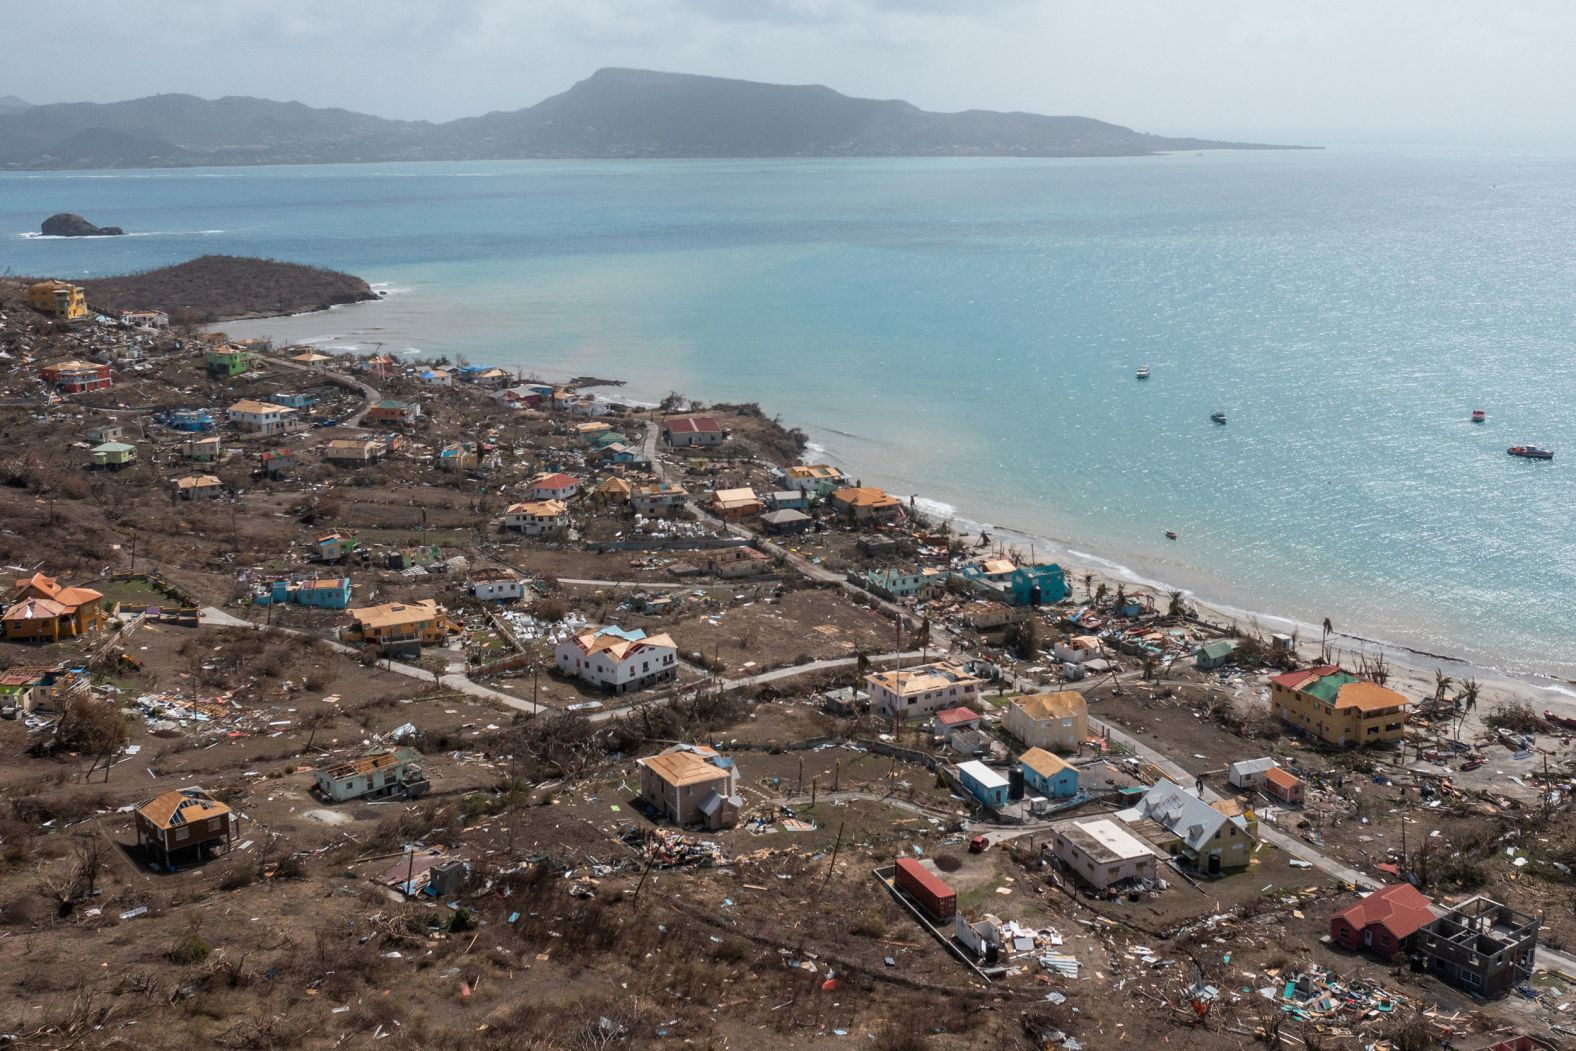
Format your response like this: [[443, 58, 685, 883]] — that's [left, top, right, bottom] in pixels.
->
[[1197, 640, 1238, 660], [1303, 669, 1360, 704], [92, 442, 136, 453]]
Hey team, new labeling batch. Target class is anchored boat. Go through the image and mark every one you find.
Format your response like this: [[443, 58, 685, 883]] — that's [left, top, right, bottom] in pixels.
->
[[1507, 446, 1553, 460], [1136, 364, 1151, 379], [1209, 411, 1227, 424], [1471, 409, 1486, 423]]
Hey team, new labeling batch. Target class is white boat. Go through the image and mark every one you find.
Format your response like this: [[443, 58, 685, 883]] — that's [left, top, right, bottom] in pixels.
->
[[1136, 365, 1151, 380]]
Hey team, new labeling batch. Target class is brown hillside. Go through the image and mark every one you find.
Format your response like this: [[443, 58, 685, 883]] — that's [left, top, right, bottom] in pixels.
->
[[80, 254, 376, 322]]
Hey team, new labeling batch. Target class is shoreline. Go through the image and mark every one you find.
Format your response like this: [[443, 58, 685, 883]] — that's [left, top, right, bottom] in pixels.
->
[[225, 290, 1576, 709]]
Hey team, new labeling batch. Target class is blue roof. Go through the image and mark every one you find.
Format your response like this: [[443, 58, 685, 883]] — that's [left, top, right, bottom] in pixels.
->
[[594, 626, 647, 643]]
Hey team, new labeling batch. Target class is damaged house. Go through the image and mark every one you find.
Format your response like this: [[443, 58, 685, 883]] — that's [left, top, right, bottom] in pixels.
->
[[636, 744, 742, 830]]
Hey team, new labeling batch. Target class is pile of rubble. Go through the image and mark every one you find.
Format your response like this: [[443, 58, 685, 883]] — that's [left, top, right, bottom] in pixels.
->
[[628, 827, 727, 868]]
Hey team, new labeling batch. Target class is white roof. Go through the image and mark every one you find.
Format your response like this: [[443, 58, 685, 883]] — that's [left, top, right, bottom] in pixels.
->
[[1067, 818, 1155, 863], [1118, 779, 1242, 853], [1229, 757, 1279, 777], [957, 760, 1008, 790]]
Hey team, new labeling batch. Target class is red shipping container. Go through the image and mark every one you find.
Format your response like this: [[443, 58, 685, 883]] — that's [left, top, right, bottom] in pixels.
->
[[894, 857, 956, 921]]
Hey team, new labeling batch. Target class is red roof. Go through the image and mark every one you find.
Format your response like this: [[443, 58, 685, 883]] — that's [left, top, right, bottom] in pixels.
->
[[1269, 665, 1339, 690], [666, 416, 721, 434], [934, 706, 982, 727], [533, 473, 577, 490], [1331, 883, 1435, 942]]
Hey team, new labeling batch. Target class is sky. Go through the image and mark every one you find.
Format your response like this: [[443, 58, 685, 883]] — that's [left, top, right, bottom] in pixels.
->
[[6, 0, 1572, 143]]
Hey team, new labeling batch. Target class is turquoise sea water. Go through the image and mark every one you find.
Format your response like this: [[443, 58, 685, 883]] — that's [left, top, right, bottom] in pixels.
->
[[5, 150, 1576, 680]]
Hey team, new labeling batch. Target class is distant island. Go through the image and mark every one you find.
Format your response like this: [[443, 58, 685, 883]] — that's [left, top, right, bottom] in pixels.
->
[[80, 255, 377, 322], [0, 68, 1313, 170], [41, 212, 123, 237]]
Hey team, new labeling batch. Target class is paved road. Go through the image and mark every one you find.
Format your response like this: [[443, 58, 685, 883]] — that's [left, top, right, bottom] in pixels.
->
[[201, 605, 918, 724], [257, 352, 381, 427]]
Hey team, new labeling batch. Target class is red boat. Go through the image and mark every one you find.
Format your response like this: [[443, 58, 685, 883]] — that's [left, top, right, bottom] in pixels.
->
[[1471, 409, 1486, 423], [1165, 530, 1178, 540], [1459, 757, 1485, 771], [1509, 446, 1554, 460], [1544, 709, 1576, 730]]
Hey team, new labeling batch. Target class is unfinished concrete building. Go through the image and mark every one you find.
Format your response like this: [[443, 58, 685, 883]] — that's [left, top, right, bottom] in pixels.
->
[[1415, 896, 1539, 998]]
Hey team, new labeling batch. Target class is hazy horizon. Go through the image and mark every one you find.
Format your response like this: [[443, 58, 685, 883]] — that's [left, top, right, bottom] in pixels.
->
[[6, 1, 1574, 146]]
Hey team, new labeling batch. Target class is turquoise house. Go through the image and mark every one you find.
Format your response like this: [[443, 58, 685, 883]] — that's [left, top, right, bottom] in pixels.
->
[[1019, 748, 1079, 799], [956, 760, 1010, 809], [256, 577, 352, 609], [956, 561, 1068, 606], [1195, 639, 1240, 670], [271, 392, 316, 409]]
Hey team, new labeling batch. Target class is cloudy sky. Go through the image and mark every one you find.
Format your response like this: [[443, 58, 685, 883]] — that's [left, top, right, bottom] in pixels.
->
[[7, 0, 1570, 142]]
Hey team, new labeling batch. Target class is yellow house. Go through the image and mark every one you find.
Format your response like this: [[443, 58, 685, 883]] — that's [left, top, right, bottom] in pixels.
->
[[1270, 665, 1409, 747], [343, 599, 456, 650], [1003, 692, 1089, 753], [27, 280, 89, 320]]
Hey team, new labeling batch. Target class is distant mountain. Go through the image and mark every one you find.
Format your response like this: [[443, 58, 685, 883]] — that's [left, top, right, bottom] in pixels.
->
[[0, 95, 30, 113], [0, 70, 1309, 169]]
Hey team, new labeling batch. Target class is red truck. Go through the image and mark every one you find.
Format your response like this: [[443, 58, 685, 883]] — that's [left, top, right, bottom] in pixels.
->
[[894, 857, 956, 921]]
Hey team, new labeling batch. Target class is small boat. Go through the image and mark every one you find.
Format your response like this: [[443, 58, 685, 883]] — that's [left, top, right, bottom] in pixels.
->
[[1164, 530, 1178, 540], [1545, 709, 1576, 731], [1459, 757, 1485, 772], [1210, 411, 1227, 424], [1136, 365, 1151, 380], [1471, 409, 1486, 423], [1508, 446, 1554, 460]]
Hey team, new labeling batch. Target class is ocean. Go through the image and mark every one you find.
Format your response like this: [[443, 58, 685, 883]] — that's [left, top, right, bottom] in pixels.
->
[[5, 149, 1576, 681]]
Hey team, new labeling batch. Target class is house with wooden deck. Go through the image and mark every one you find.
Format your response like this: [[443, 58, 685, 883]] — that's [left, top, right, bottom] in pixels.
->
[[342, 599, 457, 654], [134, 787, 235, 870], [3, 573, 106, 642]]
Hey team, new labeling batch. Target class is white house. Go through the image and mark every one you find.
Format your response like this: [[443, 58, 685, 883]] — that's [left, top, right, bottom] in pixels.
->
[[227, 400, 302, 436], [663, 416, 724, 448], [470, 575, 525, 601], [1052, 635, 1104, 664], [528, 472, 580, 501], [866, 661, 984, 721], [1002, 692, 1088, 754], [555, 625, 679, 694], [1227, 757, 1280, 790], [633, 482, 689, 516], [779, 463, 848, 494], [1050, 817, 1159, 890], [502, 500, 568, 536]]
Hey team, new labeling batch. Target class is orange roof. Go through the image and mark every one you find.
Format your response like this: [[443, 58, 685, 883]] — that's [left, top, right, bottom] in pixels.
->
[[1263, 766, 1303, 790], [349, 599, 445, 630], [15, 572, 60, 598], [4, 597, 69, 621], [1019, 747, 1073, 778], [136, 787, 230, 831], [639, 750, 731, 787], [52, 586, 103, 607], [833, 486, 902, 509], [1268, 665, 1339, 691], [1334, 681, 1409, 713]]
